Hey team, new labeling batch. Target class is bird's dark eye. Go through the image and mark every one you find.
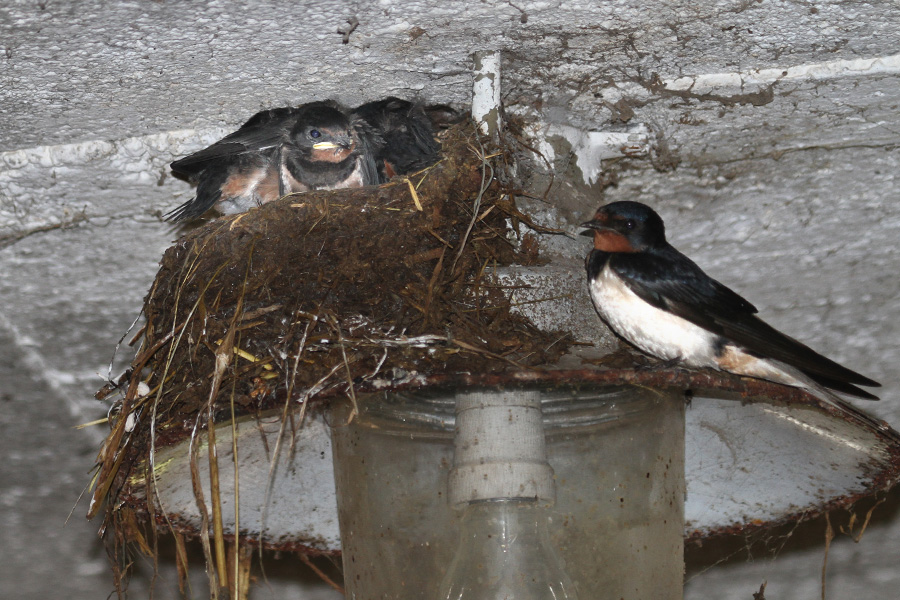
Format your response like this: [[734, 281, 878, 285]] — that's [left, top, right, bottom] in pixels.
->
[[624, 219, 636, 230], [309, 129, 321, 139]]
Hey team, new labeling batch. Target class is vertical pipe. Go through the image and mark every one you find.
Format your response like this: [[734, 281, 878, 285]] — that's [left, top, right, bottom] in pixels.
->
[[448, 389, 553, 505], [472, 51, 502, 137]]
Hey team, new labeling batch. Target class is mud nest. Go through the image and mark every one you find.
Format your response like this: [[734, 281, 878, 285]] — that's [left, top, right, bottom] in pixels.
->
[[91, 122, 572, 537]]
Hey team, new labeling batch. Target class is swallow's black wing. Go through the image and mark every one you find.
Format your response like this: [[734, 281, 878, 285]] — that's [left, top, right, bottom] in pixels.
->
[[164, 165, 229, 221], [353, 98, 441, 181], [349, 116, 385, 186], [170, 107, 299, 178], [165, 152, 276, 222], [423, 103, 465, 130], [610, 246, 880, 397], [166, 107, 299, 221]]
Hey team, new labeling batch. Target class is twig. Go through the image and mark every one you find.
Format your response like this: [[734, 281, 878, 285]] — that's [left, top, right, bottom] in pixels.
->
[[189, 411, 220, 598], [405, 178, 423, 211], [299, 553, 345, 594], [207, 326, 233, 584], [229, 358, 242, 599], [451, 133, 494, 273], [841, 497, 886, 542], [256, 315, 317, 582], [206, 245, 256, 588], [753, 581, 767, 600], [821, 512, 834, 600], [335, 320, 359, 421]]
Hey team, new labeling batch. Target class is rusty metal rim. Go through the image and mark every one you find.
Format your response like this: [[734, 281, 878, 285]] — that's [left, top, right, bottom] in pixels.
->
[[124, 366, 900, 548]]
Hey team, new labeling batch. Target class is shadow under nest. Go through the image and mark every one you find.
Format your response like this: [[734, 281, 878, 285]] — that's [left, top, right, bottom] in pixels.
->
[[91, 122, 574, 581]]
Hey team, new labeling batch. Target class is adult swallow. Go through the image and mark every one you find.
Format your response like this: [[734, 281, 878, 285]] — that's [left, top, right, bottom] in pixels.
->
[[352, 97, 442, 181], [581, 201, 880, 403], [166, 101, 381, 221]]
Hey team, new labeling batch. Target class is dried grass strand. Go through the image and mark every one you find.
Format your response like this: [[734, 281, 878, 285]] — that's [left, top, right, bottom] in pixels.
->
[[299, 553, 345, 595], [452, 134, 494, 273]]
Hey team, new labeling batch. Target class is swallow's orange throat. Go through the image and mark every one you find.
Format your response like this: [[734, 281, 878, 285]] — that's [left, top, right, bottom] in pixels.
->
[[311, 144, 354, 163], [592, 229, 636, 252]]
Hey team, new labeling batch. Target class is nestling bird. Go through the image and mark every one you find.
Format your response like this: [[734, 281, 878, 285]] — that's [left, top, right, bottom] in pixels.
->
[[352, 97, 443, 182], [581, 201, 880, 404], [166, 101, 381, 221]]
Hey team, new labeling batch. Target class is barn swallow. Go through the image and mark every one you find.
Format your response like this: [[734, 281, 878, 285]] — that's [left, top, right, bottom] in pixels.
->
[[166, 101, 381, 221], [352, 97, 442, 181], [581, 201, 880, 403]]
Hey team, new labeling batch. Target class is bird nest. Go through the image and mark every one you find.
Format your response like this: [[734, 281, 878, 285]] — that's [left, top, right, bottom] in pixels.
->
[[90, 122, 573, 587]]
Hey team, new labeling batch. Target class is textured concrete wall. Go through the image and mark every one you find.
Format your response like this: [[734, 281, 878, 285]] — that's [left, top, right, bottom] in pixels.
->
[[2, 1, 899, 598]]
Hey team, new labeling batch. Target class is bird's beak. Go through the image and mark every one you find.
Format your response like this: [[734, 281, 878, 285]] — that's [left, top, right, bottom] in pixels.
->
[[579, 216, 610, 237], [312, 141, 340, 150], [313, 135, 353, 151]]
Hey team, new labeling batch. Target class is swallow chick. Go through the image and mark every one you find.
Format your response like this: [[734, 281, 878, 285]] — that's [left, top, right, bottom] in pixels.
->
[[166, 101, 381, 221], [581, 200, 880, 404], [353, 97, 442, 182]]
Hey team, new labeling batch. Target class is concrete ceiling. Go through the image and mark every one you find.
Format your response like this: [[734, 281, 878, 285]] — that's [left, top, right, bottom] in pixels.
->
[[2, 1, 900, 598], [4, 0, 900, 149]]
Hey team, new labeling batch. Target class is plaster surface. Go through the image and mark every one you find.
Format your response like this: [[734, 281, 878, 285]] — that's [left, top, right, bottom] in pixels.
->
[[2, 1, 899, 598]]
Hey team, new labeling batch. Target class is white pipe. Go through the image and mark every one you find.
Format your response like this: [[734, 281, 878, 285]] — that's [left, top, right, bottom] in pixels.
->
[[448, 389, 554, 506], [471, 51, 502, 137]]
